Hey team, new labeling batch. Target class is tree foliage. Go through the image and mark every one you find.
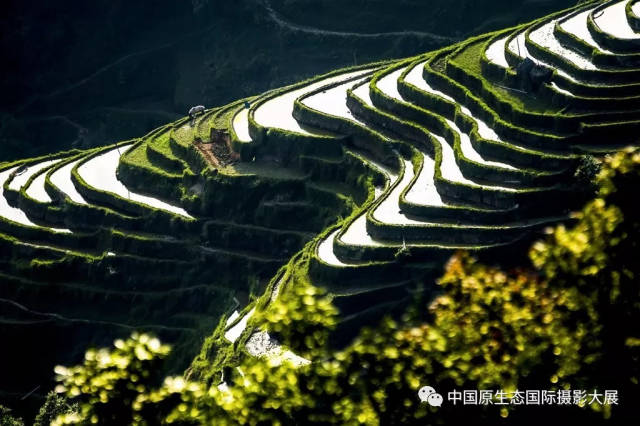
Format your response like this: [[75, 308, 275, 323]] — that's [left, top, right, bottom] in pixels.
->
[[33, 392, 77, 426], [0, 406, 23, 426], [257, 272, 338, 357], [52, 333, 170, 425]]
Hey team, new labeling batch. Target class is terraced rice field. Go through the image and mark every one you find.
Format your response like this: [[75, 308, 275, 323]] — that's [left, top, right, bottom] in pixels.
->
[[2, 0, 640, 399]]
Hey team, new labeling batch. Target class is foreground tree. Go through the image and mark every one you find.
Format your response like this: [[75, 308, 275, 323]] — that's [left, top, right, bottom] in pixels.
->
[[33, 392, 77, 426], [0, 406, 23, 426], [52, 333, 170, 425]]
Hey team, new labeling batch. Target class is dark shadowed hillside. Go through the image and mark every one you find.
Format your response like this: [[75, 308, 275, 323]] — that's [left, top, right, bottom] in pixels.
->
[[0, 0, 574, 162]]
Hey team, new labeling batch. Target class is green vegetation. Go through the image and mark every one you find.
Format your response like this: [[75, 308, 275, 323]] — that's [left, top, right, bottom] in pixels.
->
[[30, 148, 640, 425], [2, 0, 640, 422], [257, 266, 338, 357], [0, 406, 24, 426], [33, 393, 77, 426]]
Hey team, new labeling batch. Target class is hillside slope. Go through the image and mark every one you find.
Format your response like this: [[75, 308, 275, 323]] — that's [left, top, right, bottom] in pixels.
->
[[1, 0, 574, 162], [1, 0, 639, 418]]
